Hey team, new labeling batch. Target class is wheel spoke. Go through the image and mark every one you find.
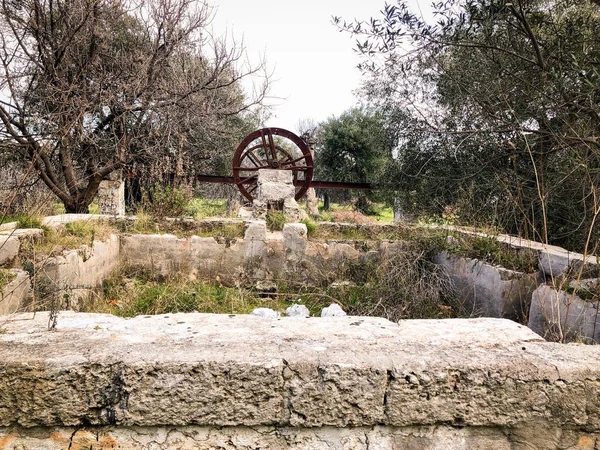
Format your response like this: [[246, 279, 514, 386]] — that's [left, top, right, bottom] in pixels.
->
[[266, 130, 278, 163], [260, 130, 272, 164], [232, 127, 313, 202], [244, 149, 264, 168], [236, 174, 258, 185], [280, 155, 306, 166]]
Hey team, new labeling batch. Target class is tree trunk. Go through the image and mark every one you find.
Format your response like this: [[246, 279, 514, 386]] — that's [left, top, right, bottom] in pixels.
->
[[64, 201, 91, 214], [323, 193, 330, 211], [304, 143, 320, 216]]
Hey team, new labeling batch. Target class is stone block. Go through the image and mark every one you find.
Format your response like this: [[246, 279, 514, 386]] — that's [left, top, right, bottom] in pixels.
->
[[244, 221, 267, 241], [0, 221, 16, 231], [42, 214, 112, 229], [97, 171, 125, 216], [283, 197, 307, 222], [252, 199, 268, 219], [3, 312, 600, 435], [0, 236, 19, 267], [528, 284, 600, 343], [251, 307, 280, 318], [283, 223, 307, 253], [285, 304, 310, 317], [0, 228, 44, 239], [0, 270, 31, 315], [433, 252, 538, 322], [257, 169, 293, 184], [539, 248, 598, 278], [321, 303, 346, 317], [258, 182, 296, 202], [256, 169, 295, 203]]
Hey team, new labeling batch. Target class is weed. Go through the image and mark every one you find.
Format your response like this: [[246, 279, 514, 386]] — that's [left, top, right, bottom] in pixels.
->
[[187, 198, 228, 219], [15, 215, 42, 229], [141, 183, 192, 220], [0, 269, 16, 290], [98, 269, 294, 317], [266, 210, 286, 231], [450, 234, 537, 273], [300, 218, 318, 236]]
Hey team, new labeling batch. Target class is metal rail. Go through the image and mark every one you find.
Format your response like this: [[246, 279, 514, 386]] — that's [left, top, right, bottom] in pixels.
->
[[195, 175, 373, 191]]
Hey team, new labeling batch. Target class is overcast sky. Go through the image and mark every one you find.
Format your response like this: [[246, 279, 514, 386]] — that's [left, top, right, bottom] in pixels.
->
[[211, 0, 431, 133]]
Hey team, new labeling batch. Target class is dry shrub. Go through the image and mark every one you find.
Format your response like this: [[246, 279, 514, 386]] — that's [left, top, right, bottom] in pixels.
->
[[369, 248, 458, 320]]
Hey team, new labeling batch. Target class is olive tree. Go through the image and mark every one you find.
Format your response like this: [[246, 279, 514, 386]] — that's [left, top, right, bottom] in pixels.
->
[[336, 0, 600, 251], [0, 0, 268, 213]]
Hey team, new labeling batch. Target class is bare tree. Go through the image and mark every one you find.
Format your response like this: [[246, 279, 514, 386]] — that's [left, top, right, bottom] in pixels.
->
[[0, 0, 269, 213]]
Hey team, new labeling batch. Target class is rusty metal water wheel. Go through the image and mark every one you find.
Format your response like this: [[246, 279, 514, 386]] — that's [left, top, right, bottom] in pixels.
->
[[232, 128, 314, 201]]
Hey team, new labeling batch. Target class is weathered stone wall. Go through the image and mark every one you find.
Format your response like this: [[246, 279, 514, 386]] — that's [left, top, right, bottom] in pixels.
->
[[529, 284, 600, 343], [2, 424, 598, 449], [0, 312, 599, 449], [0, 270, 31, 316], [119, 223, 378, 287], [433, 251, 539, 322], [2, 215, 598, 341], [35, 233, 120, 310]]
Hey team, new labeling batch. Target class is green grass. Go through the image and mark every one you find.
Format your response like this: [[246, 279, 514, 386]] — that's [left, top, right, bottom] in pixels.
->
[[99, 270, 329, 317], [316, 200, 394, 223], [116, 216, 245, 240], [5, 214, 43, 229], [266, 210, 286, 231], [25, 220, 115, 257], [187, 198, 229, 219], [0, 269, 16, 290], [446, 234, 538, 273], [564, 283, 600, 302]]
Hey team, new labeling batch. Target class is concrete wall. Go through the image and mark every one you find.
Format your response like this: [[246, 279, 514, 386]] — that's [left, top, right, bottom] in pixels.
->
[[433, 252, 539, 322], [119, 223, 372, 287], [37, 234, 120, 310], [0, 312, 599, 449], [0, 270, 31, 315], [2, 218, 597, 340], [529, 284, 600, 343]]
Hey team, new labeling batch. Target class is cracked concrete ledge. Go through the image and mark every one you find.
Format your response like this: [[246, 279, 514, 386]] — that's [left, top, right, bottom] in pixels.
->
[[0, 312, 599, 445], [1, 424, 598, 449]]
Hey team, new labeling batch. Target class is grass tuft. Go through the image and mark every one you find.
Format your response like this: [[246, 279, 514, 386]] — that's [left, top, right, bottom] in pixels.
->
[[266, 210, 286, 231]]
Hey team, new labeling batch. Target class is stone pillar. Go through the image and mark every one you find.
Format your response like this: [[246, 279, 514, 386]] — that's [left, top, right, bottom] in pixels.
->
[[305, 142, 319, 217], [97, 170, 125, 216], [252, 169, 307, 222]]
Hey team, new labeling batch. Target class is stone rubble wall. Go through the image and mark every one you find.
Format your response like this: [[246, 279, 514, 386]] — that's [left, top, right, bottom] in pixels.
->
[[33, 233, 120, 310], [0, 312, 599, 449], [1, 215, 598, 340], [433, 251, 539, 323]]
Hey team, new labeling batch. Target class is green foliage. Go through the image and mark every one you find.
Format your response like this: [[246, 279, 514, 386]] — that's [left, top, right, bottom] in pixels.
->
[[316, 107, 395, 208], [300, 218, 319, 236], [14, 215, 42, 229], [187, 198, 228, 219], [100, 270, 296, 317], [141, 184, 192, 220], [266, 210, 287, 231], [337, 0, 600, 253], [448, 234, 538, 273]]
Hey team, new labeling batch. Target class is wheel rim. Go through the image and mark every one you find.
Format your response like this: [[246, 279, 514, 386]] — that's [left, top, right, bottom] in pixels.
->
[[232, 127, 314, 201]]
